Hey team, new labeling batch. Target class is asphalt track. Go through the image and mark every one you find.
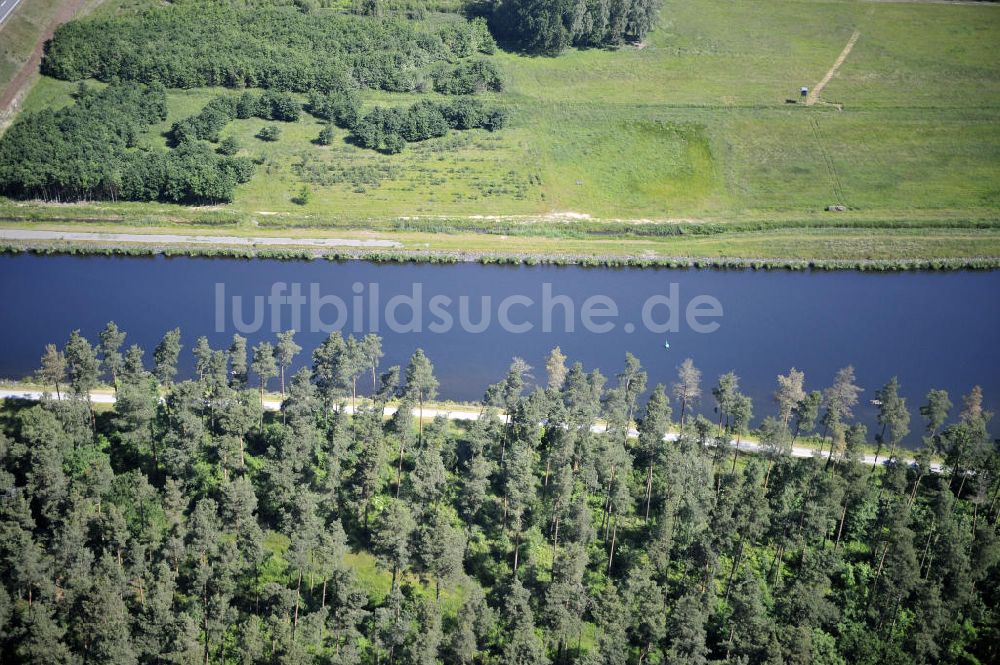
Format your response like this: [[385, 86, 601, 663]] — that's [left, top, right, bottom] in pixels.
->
[[0, 0, 23, 26]]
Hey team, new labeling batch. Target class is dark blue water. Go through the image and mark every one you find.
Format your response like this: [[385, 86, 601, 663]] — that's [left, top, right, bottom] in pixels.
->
[[1, 254, 997, 445]]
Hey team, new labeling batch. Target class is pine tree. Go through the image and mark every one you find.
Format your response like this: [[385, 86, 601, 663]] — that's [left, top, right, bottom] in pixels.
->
[[360, 333, 384, 392], [501, 578, 548, 665], [870, 377, 910, 470], [15, 601, 74, 664], [251, 341, 277, 425], [349, 406, 386, 530], [672, 358, 701, 428], [275, 329, 302, 398], [64, 330, 100, 397], [192, 336, 212, 382], [504, 440, 537, 574], [371, 499, 416, 591], [407, 597, 444, 665], [153, 327, 183, 387], [545, 346, 568, 390], [446, 584, 495, 664], [542, 541, 587, 659], [404, 348, 439, 444], [791, 390, 822, 442], [37, 343, 67, 399], [664, 590, 707, 665], [591, 580, 629, 665], [229, 334, 249, 389], [416, 507, 466, 601], [624, 562, 666, 664], [408, 417, 449, 511], [775, 368, 806, 428], [98, 321, 126, 387]]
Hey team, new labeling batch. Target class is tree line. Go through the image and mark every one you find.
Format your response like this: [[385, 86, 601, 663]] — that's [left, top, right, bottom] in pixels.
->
[[0, 84, 254, 204], [42, 2, 497, 93], [173, 87, 509, 157], [343, 98, 509, 154], [1, 324, 997, 664], [489, 0, 663, 54]]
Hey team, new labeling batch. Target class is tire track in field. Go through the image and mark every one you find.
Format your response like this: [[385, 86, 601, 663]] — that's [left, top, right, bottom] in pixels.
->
[[805, 30, 861, 106], [809, 116, 848, 205]]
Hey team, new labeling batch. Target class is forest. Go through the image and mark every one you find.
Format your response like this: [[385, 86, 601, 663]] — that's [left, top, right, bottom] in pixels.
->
[[0, 0, 665, 207], [0, 76, 508, 202], [0, 324, 997, 664], [0, 0, 515, 204], [40, 3, 497, 92], [489, 0, 662, 54], [0, 84, 255, 204]]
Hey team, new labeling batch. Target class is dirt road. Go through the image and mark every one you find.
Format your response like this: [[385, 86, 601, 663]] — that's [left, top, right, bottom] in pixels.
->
[[805, 30, 861, 106], [0, 0, 88, 120], [0, 229, 403, 248], [0, 387, 936, 471]]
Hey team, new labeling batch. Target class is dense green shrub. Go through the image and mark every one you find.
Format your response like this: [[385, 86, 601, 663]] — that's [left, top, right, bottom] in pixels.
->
[[257, 125, 282, 142], [432, 59, 504, 94], [305, 88, 362, 128], [217, 136, 241, 155], [437, 16, 497, 55], [399, 100, 451, 141], [262, 91, 302, 121], [316, 124, 335, 145], [439, 96, 490, 128]]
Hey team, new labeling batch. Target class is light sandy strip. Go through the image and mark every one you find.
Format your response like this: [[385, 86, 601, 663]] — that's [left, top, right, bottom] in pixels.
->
[[0, 229, 402, 248], [0, 388, 935, 471]]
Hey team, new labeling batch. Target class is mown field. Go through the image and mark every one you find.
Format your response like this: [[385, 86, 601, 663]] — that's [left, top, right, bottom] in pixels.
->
[[3, 0, 1000, 261]]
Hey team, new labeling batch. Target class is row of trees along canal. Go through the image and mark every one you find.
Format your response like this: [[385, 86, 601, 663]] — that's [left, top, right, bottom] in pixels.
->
[[5, 322, 997, 664]]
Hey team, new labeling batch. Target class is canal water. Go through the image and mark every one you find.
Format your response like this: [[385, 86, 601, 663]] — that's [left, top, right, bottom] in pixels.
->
[[1, 254, 997, 444]]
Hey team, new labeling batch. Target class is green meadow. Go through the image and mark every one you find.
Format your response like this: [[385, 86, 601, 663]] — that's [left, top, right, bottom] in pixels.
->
[[5, 0, 1000, 260]]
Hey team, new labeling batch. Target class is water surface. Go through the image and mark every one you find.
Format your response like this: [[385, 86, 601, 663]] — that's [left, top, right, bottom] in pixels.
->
[[1, 254, 997, 445]]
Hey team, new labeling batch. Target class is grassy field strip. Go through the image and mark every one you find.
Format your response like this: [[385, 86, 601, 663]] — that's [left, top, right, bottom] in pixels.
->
[[1, 0, 999, 262], [5, 0, 998, 228], [0, 385, 935, 469]]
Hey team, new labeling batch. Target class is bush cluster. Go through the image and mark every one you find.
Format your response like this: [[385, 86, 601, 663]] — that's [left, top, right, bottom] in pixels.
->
[[305, 88, 362, 128], [432, 59, 504, 94], [305, 87, 508, 153], [351, 99, 509, 153]]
